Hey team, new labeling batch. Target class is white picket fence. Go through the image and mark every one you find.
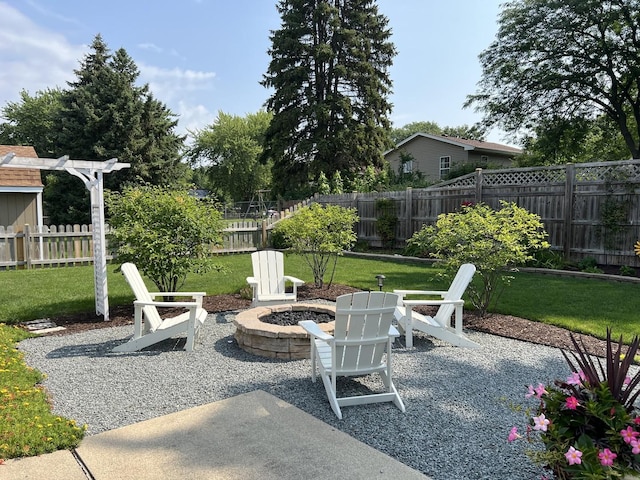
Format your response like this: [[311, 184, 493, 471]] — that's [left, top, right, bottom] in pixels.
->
[[0, 198, 314, 268]]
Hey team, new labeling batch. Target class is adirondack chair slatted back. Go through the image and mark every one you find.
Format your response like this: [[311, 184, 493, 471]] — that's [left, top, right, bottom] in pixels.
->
[[334, 292, 398, 374], [121, 263, 163, 331], [433, 263, 476, 324], [252, 251, 286, 297]]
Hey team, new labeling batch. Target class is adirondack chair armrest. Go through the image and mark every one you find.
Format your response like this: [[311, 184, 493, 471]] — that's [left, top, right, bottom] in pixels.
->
[[133, 300, 201, 309], [246, 277, 258, 287], [394, 289, 447, 299], [298, 320, 334, 342], [402, 299, 464, 307], [148, 292, 205, 306], [283, 275, 305, 286]]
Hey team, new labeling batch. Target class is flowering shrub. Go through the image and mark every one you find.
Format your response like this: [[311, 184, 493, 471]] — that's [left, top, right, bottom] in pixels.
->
[[510, 329, 640, 479]]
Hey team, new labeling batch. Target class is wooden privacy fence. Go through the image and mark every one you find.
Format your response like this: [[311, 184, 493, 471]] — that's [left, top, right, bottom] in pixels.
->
[[314, 159, 640, 267], [0, 198, 314, 268]]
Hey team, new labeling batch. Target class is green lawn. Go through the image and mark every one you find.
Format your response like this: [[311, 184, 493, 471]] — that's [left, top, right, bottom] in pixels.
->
[[1, 254, 638, 342]]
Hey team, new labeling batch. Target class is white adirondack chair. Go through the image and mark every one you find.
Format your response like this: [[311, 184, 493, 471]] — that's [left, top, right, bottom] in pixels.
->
[[112, 263, 208, 352], [246, 250, 304, 306], [394, 263, 478, 349], [299, 291, 405, 419]]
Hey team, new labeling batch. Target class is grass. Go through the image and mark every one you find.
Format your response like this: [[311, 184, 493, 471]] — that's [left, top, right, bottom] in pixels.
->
[[1, 253, 639, 460]]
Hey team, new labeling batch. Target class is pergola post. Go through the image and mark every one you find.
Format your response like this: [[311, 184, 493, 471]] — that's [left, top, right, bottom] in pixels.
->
[[1, 153, 130, 320]]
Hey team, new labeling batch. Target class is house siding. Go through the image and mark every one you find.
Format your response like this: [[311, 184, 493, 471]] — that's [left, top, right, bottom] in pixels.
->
[[0, 145, 42, 230], [386, 134, 519, 182], [0, 193, 37, 230]]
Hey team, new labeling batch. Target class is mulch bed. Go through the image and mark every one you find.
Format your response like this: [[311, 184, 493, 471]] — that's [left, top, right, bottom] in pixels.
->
[[40, 283, 612, 358]]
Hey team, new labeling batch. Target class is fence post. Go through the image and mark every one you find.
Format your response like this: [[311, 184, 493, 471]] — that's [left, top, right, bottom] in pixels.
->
[[24, 224, 32, 269], [475, 168, 483, 203], [563, 164, 575, 260], [261, 220, 267, 248], [405, 187, 413, 240]]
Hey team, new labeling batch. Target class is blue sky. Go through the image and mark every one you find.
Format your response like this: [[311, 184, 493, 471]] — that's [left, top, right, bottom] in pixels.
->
[[0, 0, 510, 143]]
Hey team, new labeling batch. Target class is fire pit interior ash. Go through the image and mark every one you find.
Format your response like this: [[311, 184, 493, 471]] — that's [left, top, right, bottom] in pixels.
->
[[260, 310, 333, 326], [233, 303, 336, 360]]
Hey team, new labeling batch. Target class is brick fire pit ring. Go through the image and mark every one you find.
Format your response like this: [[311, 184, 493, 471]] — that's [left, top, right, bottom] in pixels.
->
[[233, 303, 335, 360]]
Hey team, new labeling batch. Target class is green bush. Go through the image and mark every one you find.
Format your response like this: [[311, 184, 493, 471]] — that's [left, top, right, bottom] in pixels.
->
[[577, 256, 604, 274], [375, 198, 398, 249], [272, 203, 358, 287], [406, 201, 549, 316], [619, 265, 636, 277], [527, 248, 566, 270], [106, 185, 225, 293], [268, 228, 291, 249]]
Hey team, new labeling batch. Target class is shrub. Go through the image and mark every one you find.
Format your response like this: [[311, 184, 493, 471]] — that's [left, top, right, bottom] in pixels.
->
[[375, 198, 398, 249], [272, 203, 358, 287], [527, 248, 567, 270], [578, 256, 599, 272], [620, 265, 636, 277], [106, 185, 225, 293], [509, 329, 640, 479], [406, 201, 549, 316]]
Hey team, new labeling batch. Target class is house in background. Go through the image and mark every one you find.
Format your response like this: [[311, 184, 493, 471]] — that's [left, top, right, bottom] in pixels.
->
[[0, 145, 44, 231], [384, 133, 522, 182]]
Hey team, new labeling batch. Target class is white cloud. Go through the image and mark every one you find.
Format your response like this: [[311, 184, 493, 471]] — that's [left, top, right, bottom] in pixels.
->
[[175, 101, 215, 136], [137, 42, 164, 54], [0, 3, 85, 104], [138, 63, 217, 134]]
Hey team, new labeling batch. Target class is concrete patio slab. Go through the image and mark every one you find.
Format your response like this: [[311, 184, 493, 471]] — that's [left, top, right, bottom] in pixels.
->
[[72, 389, 430, 480]]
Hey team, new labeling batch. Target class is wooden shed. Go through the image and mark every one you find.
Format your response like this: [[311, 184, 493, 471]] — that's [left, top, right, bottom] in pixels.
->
[[0, 146, 44, 231]]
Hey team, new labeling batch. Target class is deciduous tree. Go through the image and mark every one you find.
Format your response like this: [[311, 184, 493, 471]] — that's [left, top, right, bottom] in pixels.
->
[[0, 88, 62, 158], [188, 111, 272, 202], [466, 0, 640, 158]]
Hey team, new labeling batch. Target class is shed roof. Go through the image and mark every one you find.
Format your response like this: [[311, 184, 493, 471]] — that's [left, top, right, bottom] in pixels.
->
[[0, 146, 43, 187]]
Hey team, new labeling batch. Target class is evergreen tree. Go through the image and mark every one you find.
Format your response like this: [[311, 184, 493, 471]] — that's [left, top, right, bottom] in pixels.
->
[[48, 34, 186, 224], [262, 0, 395, 199]]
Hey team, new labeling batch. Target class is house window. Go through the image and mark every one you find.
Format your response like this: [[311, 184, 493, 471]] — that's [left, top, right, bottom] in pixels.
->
[[439, 156, 451, 178], [481, 155, 489, 163], [402, 159, 413, 174]]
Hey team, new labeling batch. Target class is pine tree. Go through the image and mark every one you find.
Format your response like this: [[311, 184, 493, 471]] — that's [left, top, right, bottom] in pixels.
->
[[262, 0, 395, 198], [48, 35, 186, 224]]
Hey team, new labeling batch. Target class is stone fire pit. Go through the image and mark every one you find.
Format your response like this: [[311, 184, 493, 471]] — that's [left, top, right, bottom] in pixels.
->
[[233, 303, 335, 360]]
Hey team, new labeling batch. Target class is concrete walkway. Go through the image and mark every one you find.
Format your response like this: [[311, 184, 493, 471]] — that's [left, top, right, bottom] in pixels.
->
[[2, 390, 430, 480]]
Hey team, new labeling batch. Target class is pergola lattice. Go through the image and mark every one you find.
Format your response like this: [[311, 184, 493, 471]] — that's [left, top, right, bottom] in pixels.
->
[[1, 153, 130, 320]]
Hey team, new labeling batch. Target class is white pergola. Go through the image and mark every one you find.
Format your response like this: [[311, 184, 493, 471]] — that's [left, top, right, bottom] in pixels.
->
[[1, 153, 130, 320]]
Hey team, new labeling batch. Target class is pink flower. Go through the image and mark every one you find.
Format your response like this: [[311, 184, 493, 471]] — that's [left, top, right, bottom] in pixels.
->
[[565, 396, 579, 410], [598, 448, 617, 466], [621, 426, 639, 444], [507, 426, 520, 442], [631, 438, 640, 455], [625, 376, 631, 385], [533, 414, 550, 432], [525, 385, 535, 398], [635, 417, 640, 426], [566, 372, 582, 386], [534, 383, 547, 398], [565, 446, 583, 465]]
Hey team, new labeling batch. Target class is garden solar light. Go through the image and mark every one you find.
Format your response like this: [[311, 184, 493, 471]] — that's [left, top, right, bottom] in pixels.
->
[[375, 274, 386, 291]]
